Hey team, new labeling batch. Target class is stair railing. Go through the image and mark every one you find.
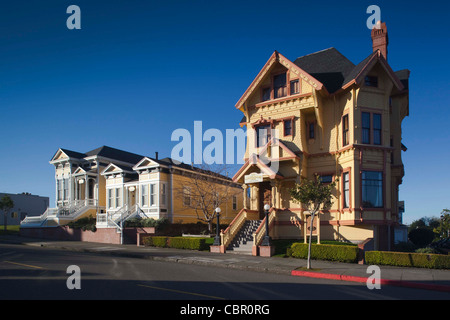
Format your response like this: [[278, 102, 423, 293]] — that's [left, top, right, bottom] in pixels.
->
[[253, 207, 277, 247]]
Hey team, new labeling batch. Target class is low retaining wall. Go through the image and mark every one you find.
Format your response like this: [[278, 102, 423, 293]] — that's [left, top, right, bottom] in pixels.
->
[[20, 226, 155, 245]]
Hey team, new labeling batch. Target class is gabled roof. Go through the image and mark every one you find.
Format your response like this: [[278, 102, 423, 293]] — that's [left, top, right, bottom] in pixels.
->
[[132, 156, 163, 170], [232, 153, 284, 182], [232, 137, 299, 183], [50, 148, 86, 162], [101, 163, 136, 175], [72, 166, 97, 176], [294, 47, 405, 94], [235, 51, 327, 109], [340, 50, 404, 92]]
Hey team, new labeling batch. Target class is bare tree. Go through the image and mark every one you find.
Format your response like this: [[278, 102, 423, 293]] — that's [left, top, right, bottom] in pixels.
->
[[175, 163, 241, 233]]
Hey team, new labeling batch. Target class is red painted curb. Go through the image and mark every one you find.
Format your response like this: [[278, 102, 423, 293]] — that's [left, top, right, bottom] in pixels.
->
[[291, 270, 450, 293]]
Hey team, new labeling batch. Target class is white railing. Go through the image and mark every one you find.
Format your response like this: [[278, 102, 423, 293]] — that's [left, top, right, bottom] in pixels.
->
[[97, 204, 143, 229], [21, 207, 59, 227], [21, 199, 99, 227], [58, 199, 98, 218]]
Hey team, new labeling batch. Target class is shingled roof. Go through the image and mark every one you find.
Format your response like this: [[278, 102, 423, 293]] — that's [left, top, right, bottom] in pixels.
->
[[294, 48, 356, 94], [84, 146, 145, 165], [294, 47, 405, 94]]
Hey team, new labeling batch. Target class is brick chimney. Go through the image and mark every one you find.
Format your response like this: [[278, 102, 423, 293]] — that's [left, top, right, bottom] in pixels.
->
[[371, 21, 388, 60]]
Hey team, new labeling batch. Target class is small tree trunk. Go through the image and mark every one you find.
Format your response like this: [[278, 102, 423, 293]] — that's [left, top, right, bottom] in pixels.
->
[[307, 211, 315, 269], [208, 220, 212, 233]]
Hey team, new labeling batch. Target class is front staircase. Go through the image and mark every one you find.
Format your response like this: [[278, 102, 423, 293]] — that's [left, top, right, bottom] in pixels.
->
[[226, 220, 262, 254]]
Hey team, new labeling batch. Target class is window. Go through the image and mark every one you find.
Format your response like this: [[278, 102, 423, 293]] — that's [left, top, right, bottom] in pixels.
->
[[343, 114, 349, 146], [63, 178, 69, 201], [365, 76, 378, 87], [362, 112, 371, 144], [141, 184, 148, 207], [57, 180, 62, 201], [373, 113, 381, 145], [273, 73, 287, 99], [362, 112, 382, 145], [232, 195, 237, 210], [150, 183, 157, 206], [161, 183, 166, 206], [183, 187, 191, 206], [290, 79, 299, 95], [284, 119, 292, 136], [362, 171, 383, 208], [319, 175, 333, 184], [262, 87, 271, 101], [108, 189, 113, 209], [115, 188, 121, 208], [256, 125, 271, 147], [308, 122, 315, 139], [343, 172, 350, 208]]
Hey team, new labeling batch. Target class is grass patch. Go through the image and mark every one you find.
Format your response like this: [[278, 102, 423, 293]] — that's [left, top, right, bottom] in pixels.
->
[[0, 225, 20, 235]]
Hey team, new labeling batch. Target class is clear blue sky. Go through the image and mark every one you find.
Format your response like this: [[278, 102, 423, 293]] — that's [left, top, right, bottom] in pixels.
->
[[0, 0, 449, 225]]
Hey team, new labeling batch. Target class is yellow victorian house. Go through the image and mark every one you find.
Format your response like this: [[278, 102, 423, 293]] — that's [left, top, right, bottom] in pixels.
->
[[220, 22, 409, 255]]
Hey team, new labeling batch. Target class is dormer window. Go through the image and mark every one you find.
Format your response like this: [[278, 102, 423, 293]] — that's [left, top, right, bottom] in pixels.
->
[[273, 72, 287, 99]]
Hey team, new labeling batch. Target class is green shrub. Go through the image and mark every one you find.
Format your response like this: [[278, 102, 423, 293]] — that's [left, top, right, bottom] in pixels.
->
[[66, 216, 97, 232], [415, 247, 439, 254], [365, 251, 450, 269], [143, 236, 168, 247], [168, 237, 209, 251], [124, 217, 169, 229], [143, 236, 209, 251], [288, 242, 359, 263]]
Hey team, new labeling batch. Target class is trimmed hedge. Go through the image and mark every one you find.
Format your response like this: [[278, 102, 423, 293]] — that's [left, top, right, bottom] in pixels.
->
[[144, 236, 168, 248], [143, 236, 209, 251], [288, 242, 359, 263], [365, 251, 450, 269]]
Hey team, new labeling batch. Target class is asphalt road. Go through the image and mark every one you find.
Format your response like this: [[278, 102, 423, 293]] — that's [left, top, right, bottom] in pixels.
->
[[0, 242, 448, 304]]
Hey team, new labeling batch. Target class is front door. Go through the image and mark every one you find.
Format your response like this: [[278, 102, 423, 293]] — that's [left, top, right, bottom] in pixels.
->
[[258, 181, 272, 219], [128, 189, 136, 206]]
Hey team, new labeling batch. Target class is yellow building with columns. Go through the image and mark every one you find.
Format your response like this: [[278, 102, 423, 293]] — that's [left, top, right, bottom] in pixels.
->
[[223, 22, 409, 254]]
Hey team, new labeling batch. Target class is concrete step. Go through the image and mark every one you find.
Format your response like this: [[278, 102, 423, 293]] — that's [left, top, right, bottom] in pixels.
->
[[227, 220, 262, 254]]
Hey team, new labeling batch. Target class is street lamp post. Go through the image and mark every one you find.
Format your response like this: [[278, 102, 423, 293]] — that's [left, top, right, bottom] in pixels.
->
[[261, 204, 271, 246], [213, 207, 221, 246]]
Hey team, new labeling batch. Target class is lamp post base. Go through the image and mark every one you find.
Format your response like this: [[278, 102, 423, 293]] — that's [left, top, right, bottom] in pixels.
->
[[261, 236, 272, 247], [258, 245, 274, 257], [210, 245, 225, 253]]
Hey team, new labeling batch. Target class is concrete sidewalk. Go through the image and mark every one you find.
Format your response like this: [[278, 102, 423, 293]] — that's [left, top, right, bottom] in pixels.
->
[[1, 234, 449, 293]]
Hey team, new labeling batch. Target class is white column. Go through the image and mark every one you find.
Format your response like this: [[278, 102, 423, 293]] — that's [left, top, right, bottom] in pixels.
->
[[85, 175, 89, 203]]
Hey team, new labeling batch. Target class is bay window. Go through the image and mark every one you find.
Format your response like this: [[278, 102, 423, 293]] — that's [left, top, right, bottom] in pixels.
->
[[362, 171, 383, 208], [343, 172, 350, 208], [362, 111, 382, 145]]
